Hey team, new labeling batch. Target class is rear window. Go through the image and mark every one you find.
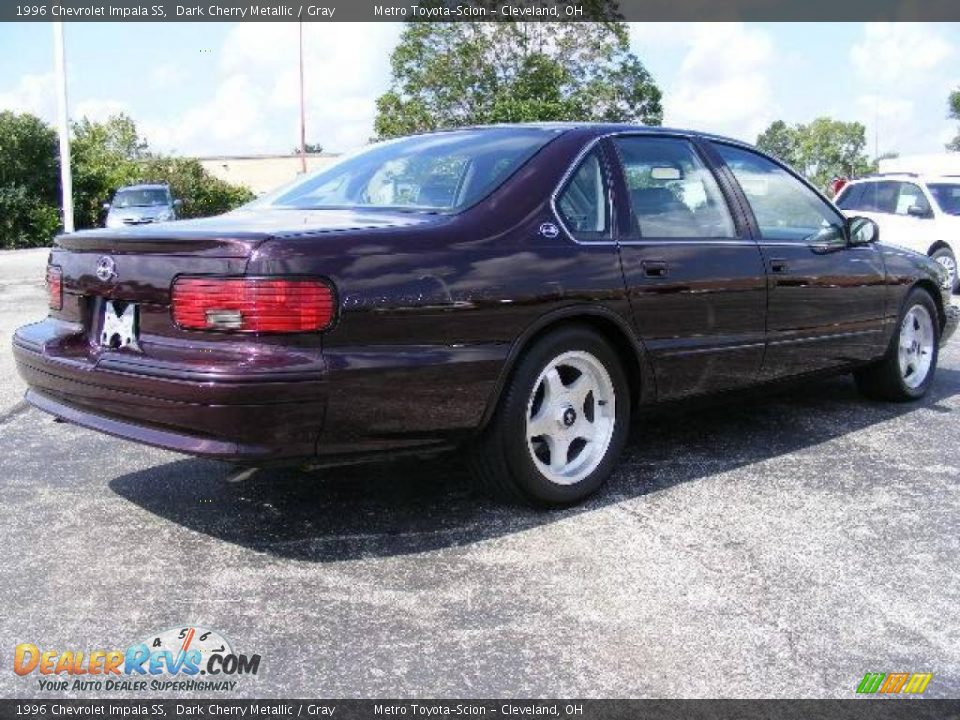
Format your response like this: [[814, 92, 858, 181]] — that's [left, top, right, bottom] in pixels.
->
[[928, 183, 960, 216], [265, 128, 561, 212]]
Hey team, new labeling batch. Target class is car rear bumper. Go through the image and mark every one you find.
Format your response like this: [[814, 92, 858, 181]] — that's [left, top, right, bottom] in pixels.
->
[[13, 319, 505, 464], [13, 322, 326, 462]]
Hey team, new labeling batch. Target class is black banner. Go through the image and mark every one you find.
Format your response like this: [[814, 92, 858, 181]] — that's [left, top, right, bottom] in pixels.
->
[[3, 701, 960, 720], [3, 0, 960, 22]]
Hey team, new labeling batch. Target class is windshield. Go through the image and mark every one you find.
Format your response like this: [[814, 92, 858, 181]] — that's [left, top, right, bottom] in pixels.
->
[[264, 128, 561, 212], [113, 188, 170, 208], [928, 183, 960, 216]]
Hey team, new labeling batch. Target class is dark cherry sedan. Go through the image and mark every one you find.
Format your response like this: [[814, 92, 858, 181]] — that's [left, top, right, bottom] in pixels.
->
[[13, 124, 959, 506]]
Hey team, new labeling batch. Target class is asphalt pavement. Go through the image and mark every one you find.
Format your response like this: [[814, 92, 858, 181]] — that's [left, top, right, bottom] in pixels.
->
[[1, 247, 958, 699]]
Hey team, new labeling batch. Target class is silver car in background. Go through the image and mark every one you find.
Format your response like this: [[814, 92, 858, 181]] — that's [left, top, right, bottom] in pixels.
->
[[103, 183, 181, 228]]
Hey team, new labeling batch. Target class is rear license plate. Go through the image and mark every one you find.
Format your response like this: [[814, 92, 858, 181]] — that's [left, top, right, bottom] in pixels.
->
[[100, 300, 139, 349]]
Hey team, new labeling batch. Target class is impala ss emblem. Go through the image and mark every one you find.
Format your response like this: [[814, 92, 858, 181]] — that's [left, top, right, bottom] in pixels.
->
[[96, 256, 117, 282]]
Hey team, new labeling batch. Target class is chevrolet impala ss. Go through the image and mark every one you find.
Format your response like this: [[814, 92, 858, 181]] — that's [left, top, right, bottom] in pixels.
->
[[13, 124, 959, 506]]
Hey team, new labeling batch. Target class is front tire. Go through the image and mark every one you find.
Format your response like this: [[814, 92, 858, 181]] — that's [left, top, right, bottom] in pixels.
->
[[855, 287, 939, 401], [469, 325, 631, 507]]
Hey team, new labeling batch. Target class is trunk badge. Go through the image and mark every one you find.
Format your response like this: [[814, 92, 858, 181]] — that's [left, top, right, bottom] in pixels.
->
[[96, 256, 117, 282]]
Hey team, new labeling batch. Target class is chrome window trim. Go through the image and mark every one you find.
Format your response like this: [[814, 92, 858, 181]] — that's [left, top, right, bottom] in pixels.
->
[[549, 136, 613, 245], [551, 131, 753, 247]]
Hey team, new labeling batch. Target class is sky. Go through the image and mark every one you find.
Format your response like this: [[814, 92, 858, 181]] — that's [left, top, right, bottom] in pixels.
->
[[0, 21, 957, 159]]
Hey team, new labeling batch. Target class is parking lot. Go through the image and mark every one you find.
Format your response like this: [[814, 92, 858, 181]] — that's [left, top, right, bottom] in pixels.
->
[[1, 246, 959, 699]]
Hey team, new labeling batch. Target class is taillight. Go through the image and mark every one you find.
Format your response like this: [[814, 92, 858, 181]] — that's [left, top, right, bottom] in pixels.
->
[[171, 277, 335, 333], [46, 265, 62, 310]]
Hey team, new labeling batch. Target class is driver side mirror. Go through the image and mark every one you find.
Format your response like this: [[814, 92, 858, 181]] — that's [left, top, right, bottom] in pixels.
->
[[907, 204, 930, 219], [847, 216, 879, 246], [102, 202, 111, 210], [173, 198, 183, 209]]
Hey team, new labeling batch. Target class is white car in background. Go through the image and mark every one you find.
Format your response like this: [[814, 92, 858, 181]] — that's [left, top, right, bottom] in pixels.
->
[[836, 174, 960, 291]]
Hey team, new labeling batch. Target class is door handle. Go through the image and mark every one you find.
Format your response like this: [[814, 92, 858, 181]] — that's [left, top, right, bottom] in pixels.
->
[[770, 259, 789, 274], [642, 260, 669, 278]]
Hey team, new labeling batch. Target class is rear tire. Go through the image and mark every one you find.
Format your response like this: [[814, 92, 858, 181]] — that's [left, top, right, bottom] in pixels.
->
[[854, 287, 939, 402], [931, 247, 958, 293], [469, 325, 631, 507]]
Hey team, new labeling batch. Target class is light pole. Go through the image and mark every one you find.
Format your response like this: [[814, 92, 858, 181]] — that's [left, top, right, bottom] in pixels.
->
[[298, 21, 307, 174], [53, 21, 74, 232]]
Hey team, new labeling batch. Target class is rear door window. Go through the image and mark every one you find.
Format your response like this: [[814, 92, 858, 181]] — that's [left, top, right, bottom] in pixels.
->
[[894, 182, 932, 217], [613, 136, 735, 239], [864, 182, 899, 214]]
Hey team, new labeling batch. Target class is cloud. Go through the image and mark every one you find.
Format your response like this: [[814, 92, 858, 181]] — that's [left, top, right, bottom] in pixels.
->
[[854, 94, 916, 157], [0, 72, 132, 128], [632, 23, 776, 142], [0, 72, 55, 120], [149, 62, 183, 88], [142, 22, 402, 156], [74, 98, 131, 123], [140, 73, 271, 154], [849, 23, 956, 156], [850, 23, 953, 87]]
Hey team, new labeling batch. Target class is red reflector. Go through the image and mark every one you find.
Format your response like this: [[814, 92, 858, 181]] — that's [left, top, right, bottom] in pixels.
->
[[172, 277, 335, 333], [46, 265, 62, 310]]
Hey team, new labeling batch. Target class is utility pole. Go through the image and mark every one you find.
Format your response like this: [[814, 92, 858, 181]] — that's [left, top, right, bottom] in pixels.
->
[[298, 21, 307, 174], [53, 22, 74, 232]]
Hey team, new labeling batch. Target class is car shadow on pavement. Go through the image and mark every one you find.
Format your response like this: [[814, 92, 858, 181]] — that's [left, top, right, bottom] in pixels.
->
[[109, 368, 960, 563]]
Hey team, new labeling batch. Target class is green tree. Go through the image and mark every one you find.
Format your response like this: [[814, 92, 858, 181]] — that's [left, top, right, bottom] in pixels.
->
[[70, 114, 253, 227], [0, 112, 253, 247], [374, 21, 662, 138], [947, 88, 960, 152], [133, 156, 254, 219], [0, 111, 61, 248], [70, 114, 145, 229], [755, 120, 799, 167], [755, 117, 874, 191]]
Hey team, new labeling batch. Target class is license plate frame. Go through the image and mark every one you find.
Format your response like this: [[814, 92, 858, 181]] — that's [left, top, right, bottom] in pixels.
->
[[99, 299, 139, 350]]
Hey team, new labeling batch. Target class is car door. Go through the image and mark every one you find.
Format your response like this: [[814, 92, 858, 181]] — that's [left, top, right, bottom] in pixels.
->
[[841, 180, 913, 249], [889, 181, 938, 253], [608, 134, 767, 399], [712, 142, 888, 378]]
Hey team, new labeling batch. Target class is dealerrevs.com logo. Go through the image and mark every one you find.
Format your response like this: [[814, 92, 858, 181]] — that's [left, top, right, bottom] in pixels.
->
[[13, 626, 261, 693]]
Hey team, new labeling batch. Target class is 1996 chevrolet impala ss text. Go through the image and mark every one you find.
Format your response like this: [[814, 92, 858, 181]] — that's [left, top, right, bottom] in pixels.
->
[[13, 124, 960, 506]]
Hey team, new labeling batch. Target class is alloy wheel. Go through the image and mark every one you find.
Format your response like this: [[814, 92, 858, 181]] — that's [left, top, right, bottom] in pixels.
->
[[935, 254, 958, 291], [525, 350, 617, 485], [898, 304, 935, 389]]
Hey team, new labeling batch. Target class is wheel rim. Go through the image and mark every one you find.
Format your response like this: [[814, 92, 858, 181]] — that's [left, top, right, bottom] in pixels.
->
[[898, 304, 935, 389], [935, 255, 957, 289], [525, 350, 616, 485]]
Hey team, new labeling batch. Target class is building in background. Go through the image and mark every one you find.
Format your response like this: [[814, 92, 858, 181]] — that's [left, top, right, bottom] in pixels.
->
[[197, 153, 340, 196]]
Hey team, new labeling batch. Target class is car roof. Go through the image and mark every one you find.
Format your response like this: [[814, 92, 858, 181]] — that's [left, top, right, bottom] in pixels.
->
[[847, 174, 960, 184], [116, 183, 169, 191], [448, 121, 751, 147]]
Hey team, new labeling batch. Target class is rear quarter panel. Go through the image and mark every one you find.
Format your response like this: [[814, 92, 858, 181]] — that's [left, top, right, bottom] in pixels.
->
[[246, 129, 635, 454]]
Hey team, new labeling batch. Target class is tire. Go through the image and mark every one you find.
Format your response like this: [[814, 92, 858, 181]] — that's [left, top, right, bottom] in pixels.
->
[[469, 324, 631, 507], [854, 287, 940, 402], [931, 247, 958, 294]]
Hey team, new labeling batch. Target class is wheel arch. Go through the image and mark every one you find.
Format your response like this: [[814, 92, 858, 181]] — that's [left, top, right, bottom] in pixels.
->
[[911, 278, 946, 332], [477, 305, 654, 432], [928, 240, 954, 257]]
